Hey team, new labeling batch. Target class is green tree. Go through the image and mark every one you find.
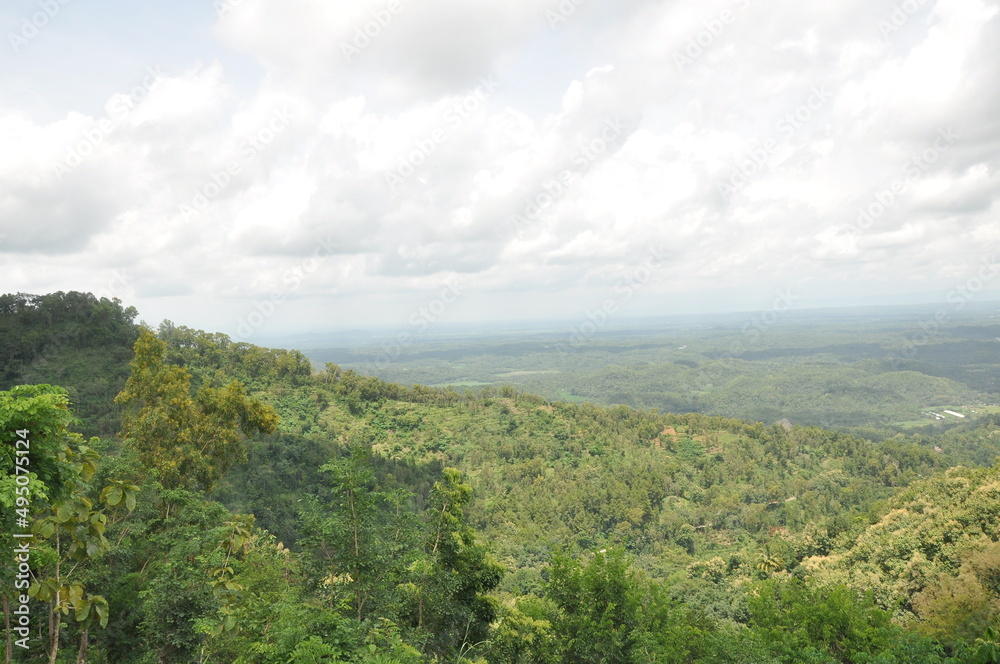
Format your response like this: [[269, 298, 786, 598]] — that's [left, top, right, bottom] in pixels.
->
[[755, 544, 785, 574], [1, 385, 93, 663], [486, 598, 558, 664], [1, 385, 138, 664], [746, 578, 897, 662], [127, 488, 251, 664], [198, 529, 355, 664], [547, 549, 638, 664], [115, 331, 278, 492], [912, 544, 1000, 646], [300, 442, 417, 623], [412, 467, 504, 660], [30, 486, 112, 664]]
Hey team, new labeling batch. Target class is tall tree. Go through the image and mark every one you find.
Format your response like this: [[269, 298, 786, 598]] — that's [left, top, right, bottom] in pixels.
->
[[1, 385, 86, 663], [546, 549, 639, 664], [413, 468, 504, 660], [1, 385, 137, 664], [300, 442, 416, 622], [115, 331, 278, 492]]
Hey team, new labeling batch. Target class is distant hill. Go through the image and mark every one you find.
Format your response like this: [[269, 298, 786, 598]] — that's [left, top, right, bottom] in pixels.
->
[[5, 291, 1000, 661], [0, 291, 140, 437], [295, 305, 1000, 436]]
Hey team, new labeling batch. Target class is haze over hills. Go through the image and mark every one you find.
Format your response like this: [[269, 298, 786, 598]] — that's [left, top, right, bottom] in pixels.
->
[[264, 300, 1000, 436], [255, 300, 1000, 348], [3, 291, 1000, 662], [5, 0, 1000, 660]]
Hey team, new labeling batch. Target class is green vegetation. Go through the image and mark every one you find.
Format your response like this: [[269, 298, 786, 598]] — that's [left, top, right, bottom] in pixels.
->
[[3, 293, 1000, 662], [0, 292, 140, 439], [302, 305, 1000, 438]]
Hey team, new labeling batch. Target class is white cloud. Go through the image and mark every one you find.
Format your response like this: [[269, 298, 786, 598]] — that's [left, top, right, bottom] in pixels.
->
[[1, 0, 998, 334]]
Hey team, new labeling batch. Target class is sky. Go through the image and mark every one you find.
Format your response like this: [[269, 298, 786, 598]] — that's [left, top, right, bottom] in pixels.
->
[[1, 0, 999, 342]]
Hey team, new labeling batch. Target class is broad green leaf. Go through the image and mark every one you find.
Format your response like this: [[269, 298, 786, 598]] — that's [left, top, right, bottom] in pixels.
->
[[103, 485, 123, 506], [93, 597, 109, 628], [75, 598, 91, 622], [55, 502, 74, 523]]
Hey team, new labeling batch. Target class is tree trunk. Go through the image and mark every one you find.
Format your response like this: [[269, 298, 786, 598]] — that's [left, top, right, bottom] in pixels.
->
[[48, 598, 59, 664], [348, 487, 363, 622], [4, 594, 12, 664], [76, 627, 88, 664], [48, 624, 60, 664], [48, 530, 61, 664]]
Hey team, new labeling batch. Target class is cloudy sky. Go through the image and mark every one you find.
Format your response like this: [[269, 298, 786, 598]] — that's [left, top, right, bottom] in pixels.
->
[[2, 0, 999, 340]]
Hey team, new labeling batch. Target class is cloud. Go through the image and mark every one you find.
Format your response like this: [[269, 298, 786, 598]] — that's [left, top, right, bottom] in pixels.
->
[[1, 0, 999, 334]]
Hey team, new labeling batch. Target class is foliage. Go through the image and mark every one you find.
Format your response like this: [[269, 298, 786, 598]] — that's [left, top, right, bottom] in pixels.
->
[[533, 549, 722, 663], [1, 384, 140, 664], [803, 464, 1000, 632], [8, 295, 1000, 663], [0, 292, 139, 437], [309, 307, 1000, 436], [300, 441, 418, 622], [412, 467, 505, 659], [0, 384, 89, 502], [115, 330, 279, 492]]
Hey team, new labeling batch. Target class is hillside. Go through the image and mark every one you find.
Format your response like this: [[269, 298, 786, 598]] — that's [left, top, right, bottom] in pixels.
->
[[299, 305, 1000, 435], [2, 293, 1000, 663], [0, 292, 140, 437]]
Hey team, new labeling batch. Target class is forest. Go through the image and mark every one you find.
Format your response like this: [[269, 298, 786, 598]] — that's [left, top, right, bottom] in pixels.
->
[[2, 292, 1000, 663], [300, 303, 1000, 438]]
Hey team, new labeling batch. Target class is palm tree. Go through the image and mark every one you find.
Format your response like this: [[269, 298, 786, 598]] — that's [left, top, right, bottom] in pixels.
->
[[755, 545, 784, 573]]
